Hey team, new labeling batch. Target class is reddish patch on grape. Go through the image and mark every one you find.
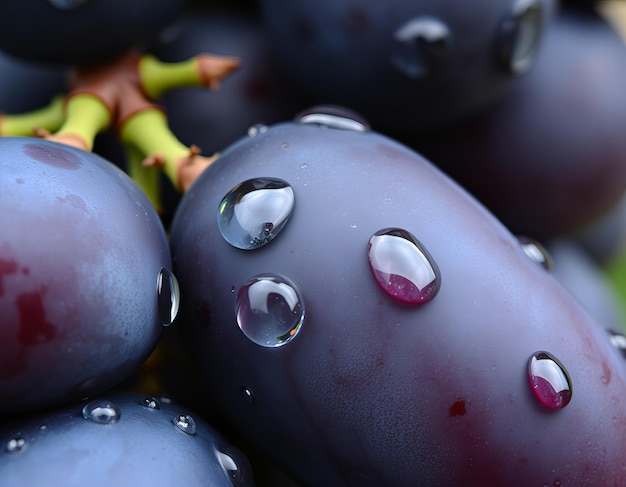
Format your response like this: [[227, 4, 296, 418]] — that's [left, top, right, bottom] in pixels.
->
[[16, 288, 57, 344], [448, 399, 467, 417], [528, 351, 572, 410], [24, 142, 82, 170], [0, 258, 18, 297]]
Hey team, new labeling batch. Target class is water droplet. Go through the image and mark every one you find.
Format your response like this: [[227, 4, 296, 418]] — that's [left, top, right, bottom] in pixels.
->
[[240, 386, 255, 406], [247, 124, 268, 137], [157, 268, 180, 326], [528, 351, 572, 410], [81, 399, 121, 424], [141, 396, 161, 410], [390, 16, 451, 79], [5, 437, 26, 453], [235, 273, 304, 347], [368, 228, 441, 305], [294, 105, 370, 131], [608, 329, 626, 359], [218, 178, 295, 250], [300, 162, 309, 169], [173, 414, 197, 435], [216, 446, 250, 486], [498, 0, 543, 74], [518, 236, 552, 270]]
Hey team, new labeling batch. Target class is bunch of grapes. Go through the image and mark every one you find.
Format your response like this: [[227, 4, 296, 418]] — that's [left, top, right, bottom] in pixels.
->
[[2, 1, 626, 486]]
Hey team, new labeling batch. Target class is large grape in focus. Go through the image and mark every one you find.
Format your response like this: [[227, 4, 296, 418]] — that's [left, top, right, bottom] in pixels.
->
[[258, 0, 556, 131], [0, 137, 175, 411], [169, 110, 626, 486]]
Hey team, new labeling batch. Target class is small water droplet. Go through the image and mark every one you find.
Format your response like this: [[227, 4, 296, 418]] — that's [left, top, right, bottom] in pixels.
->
[[5, 437, 26, 453], [240, 386, 255, 406], [159, 395, 172, 404], [157, 268, 180, 326], [247, 124, 268, 137], [350, 223, 357, 229], [518, 236, 552, 270], [39, 425, 47, 430], [141, 396, 161, 410], [235, 273, 304, 347], [390, 16, 451, 79], [81, 399, 121, 424], [300, 162, 309, 169], [173, 414, 197, 435], [528, 351, 572, 410], [498, 0, 543, 74], [216, 446, 250, 486], [294, 105, 370, 131], [368, 228, 441, 305], [218, 178, 295, 250], [608, 329, 626, 359]]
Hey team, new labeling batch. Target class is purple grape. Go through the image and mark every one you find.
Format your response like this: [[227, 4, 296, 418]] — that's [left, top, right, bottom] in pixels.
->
[[258, 0, 556, 131], [0, 391, 254, 486], [408, 7, 626, 240], [0, 137, 176, 412], [169, 110, 626, 486]]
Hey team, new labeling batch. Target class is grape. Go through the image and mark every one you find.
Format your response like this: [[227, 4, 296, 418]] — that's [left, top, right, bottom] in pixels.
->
[[169, 111, 626, 486], [258, 0, 556, 131], [0, 0, 187, 64], [0, 137, 175, 412], [407, 7, 626, 240], [0, 391, 254, 486]]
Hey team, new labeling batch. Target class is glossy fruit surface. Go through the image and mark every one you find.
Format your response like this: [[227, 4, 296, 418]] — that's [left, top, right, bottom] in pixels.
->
[[258, 0, 555, 131], [170, 113, 626, 486], [0, 391, 253, 486], [0, 137, 174, 411]]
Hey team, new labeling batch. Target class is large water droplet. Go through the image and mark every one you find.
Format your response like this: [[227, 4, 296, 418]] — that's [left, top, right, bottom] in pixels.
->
[[528, 351, 572, 410], [498, 0, 543, 74], [216, 446, 250, 486], [368, 228, 441, 305], [173, 414, 197, 435], [5, 437, 26, 453], [294, 105, 370, 131], [218, 178, 295, 250], [157, 268, 180, 326], [518, 236, 552, 270], [141, 396, 161, 410], [82, 399, 121, 424], [390, 17, 451, 79], [235, 273, 304, 347]]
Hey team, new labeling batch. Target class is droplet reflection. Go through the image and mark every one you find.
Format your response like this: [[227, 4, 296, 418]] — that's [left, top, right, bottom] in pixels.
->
[[218, 178, 295, 250], [81, 399, 121, 424], [368, 228, 441, 305], [235, 273, 304, 347], [157, 268, 180, 326], [527, 351, 572, 410]]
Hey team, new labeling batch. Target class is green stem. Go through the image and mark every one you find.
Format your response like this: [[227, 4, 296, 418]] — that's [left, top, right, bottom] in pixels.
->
[[0, 95, 65, 136]]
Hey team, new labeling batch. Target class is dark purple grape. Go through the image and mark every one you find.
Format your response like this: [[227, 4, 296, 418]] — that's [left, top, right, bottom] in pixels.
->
[[407, 7, 626, 240], [169, 111, 626, 486], [0, 391, 254, 486], [257, 0, 556, 131], [0, 137, 176, 412], [0, 0, 186, 64]]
